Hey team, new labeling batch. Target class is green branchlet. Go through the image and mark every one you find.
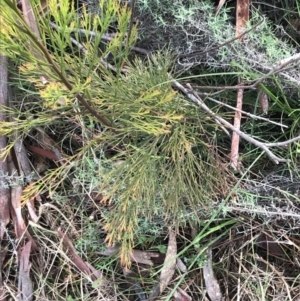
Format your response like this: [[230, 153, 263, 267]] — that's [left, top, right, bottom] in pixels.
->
[[0, 0, 232, 264]]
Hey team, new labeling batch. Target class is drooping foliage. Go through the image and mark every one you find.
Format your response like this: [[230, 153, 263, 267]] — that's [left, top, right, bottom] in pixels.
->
[[0, 0, 233, 263]]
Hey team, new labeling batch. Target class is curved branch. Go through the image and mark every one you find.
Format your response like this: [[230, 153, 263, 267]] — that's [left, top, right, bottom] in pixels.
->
[[172, 80, 297, 164]]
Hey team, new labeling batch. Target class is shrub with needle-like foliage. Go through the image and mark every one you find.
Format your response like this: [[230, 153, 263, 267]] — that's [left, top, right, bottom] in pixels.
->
[[0, 0, 233, 264]]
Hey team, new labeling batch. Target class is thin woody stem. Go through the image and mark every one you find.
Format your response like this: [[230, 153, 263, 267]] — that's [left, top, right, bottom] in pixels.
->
[[8, 0, 113, 128], [172, 80, 296, 164]]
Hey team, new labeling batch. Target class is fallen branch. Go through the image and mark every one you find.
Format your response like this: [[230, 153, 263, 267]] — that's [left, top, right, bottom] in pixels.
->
[[0, 54, 10, 242], [204, 94, 287, 128], [172, 80, 300, 164], [253, 52, 300, 87]]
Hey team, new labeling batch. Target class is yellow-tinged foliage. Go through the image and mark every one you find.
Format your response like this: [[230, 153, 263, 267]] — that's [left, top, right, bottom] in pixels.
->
[[0, 0, 232, 266], [39, 82, 72, 109]]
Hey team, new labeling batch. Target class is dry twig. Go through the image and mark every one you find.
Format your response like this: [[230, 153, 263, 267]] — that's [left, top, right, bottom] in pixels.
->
[[172, 80, 300, 164], [254, 53, 300, 87], [204, 94, 286, 128], [230, 0, 250, 169], [0, 54, 10, 242]]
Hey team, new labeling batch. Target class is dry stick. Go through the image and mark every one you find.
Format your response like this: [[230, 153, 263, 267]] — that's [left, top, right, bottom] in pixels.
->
[[230, 0, 250, 170], [193, 84, 257, 91], [253, 53, 300, 87], [236, 249, 243, 301], [215, 0, 226, 16], [186, 84, 230, 137], [204, 95, 288, 128], [265, 136, 300, 147], [0, 54, 10, 242], [231, 83, 243, 168], [20, 0, 49, 85], [227, 206, 300, 218], [179, 5, 266, 169], [172, 80, 299, 164], [231, 59, 300, 87], [183, 52, 300, 92], [183, 55, 300, 132]]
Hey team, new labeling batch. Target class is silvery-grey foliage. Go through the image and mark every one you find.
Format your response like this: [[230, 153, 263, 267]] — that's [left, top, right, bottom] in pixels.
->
[[135, 0, 300, 89], [0, 171, 35, 189]]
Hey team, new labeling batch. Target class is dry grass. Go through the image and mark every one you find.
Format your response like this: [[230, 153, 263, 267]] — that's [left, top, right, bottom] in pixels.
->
[[2, 184, 300, 300]]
